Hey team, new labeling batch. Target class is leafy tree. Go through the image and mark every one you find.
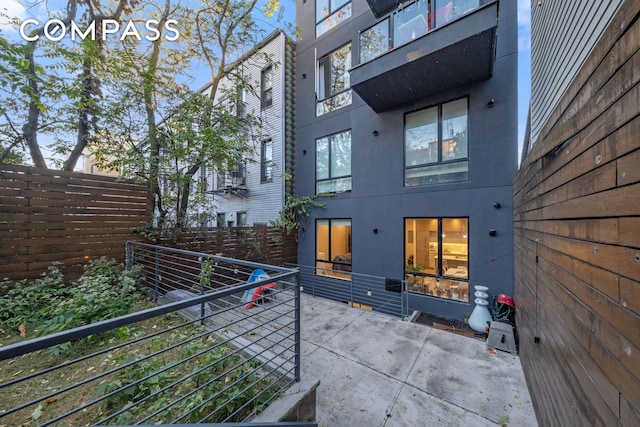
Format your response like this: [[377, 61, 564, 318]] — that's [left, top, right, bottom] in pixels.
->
[[1, 0, 287, 231], [90, 0, 285, 229], [0, 0, 133, 169]]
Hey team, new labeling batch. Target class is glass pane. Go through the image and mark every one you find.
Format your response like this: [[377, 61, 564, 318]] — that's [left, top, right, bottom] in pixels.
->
[[262, 67, 272, 90], [433, 0, 455, 28], [316, 220, 330, 261], [316, 2, 352, 37], [405, 160, 468, 186], [317, 177, 351, 194], [405, 106, 438, 166], [316, 137, 329, 179], [316, 0, 329, 22], [330, 44, 351, 95], [316, 90, 352, 116], [360, 19, 390, 63], [405, 218, 437, 274], [393, 0, 429, 48], [441, 218, 468, 278], [330, 220, 351, 264], [442, 98, 468, 161], [263, 141, 273, 181], [331, 131, 351, 178]]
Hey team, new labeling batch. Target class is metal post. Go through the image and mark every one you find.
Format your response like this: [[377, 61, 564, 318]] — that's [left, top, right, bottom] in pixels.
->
[[401, 280, 406, 318], [350, 275, 354, 309], [294, 272, 301, 382], [125, 241, 133, 271], [154, 247, 159, 302], [200, 257, 206, 324]]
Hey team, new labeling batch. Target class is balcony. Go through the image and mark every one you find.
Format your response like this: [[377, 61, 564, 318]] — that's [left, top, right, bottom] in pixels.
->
[[351, 0, 498, 113]]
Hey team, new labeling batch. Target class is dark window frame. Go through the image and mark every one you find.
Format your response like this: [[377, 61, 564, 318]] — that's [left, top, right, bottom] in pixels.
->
[[261, 66, 273, 109], [404, 217, 470, 298], [315, 218, 353, 280], [316, 0, 352, 37], [404, 97, 469, 186], [315, 129, 352, 194]]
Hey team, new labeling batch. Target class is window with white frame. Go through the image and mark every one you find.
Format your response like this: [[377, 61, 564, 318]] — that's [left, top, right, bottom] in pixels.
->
[[261, 139, 273, 183], [316, 43, 352, 116], [405, 97, 468, 186], [316, 0, 352, 37], [237, 211, 247, 227], [316, 130, 351, 194]]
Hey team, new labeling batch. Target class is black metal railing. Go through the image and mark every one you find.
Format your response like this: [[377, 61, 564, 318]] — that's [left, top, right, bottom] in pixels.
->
[[285, 263, 409, 318], [0, 243, 303, 426]]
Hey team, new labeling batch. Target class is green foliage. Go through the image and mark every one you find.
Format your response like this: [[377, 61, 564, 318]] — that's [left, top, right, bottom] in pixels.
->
[[0, 258, 144, 338], [200, 258, 213, 288], [271, 194, 325, 235], [99, 330, 282, 424], [0, 263, 66, 331], [243, 229, 267, 261]]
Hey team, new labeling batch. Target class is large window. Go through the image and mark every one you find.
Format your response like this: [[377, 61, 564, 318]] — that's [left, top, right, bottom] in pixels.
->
[[405, 98, 468, 186], [316, 130, 351, 194], [261, 139, 273, 183], [316, 0, 352, 37], [261, 66, 273, 109], [405, 218, 469, 301], [316, 219, 352, 280], [317, 44, 352, 116]]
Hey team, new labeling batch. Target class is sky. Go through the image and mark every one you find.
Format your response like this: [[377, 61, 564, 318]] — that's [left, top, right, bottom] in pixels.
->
[[517, 0, 531, 160], [2, 0, 531, 164]]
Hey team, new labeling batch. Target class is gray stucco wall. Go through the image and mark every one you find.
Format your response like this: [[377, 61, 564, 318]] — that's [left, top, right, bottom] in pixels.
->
[[295, 0, 518, 321]]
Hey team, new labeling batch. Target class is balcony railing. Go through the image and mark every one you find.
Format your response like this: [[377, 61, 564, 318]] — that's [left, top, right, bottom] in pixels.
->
[[0, 243, 302, 426], [359, 0, 488, 64], [286, 263, 409, 319], [351, 0, 498, 112]]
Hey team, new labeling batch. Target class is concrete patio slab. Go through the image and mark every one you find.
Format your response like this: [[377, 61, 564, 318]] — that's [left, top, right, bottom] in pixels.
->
[[298, 293, 537, 427], [322, 308, 431, 381]]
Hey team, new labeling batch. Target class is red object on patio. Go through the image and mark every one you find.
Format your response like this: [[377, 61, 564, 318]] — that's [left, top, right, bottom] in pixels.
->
[[243, 282, 276, 309]]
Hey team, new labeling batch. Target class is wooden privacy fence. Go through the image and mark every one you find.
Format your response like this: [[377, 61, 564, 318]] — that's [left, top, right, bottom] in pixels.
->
[[0, 164, 150, 281], [151, 226, 298, 267], [514, 2, 640, 425], [0, 164, 298, 282]]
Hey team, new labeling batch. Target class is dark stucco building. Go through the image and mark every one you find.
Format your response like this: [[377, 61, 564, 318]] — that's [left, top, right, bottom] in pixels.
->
[[294, 0, 517, 321]]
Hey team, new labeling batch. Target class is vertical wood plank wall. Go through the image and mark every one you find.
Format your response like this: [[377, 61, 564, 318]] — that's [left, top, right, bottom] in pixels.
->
[[514, 1, 640, 425], [0, 164, 150, 281]]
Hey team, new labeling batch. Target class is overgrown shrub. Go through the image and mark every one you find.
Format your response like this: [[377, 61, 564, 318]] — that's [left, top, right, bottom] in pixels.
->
[[0, 258, 144, 337]]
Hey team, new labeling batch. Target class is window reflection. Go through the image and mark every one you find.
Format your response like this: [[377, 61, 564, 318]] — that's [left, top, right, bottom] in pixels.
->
[[317, 44, 352, 116], [405, 98, 468, 186], [405, 218, 469, 301], [316, 130, 352, 194], [316, 0, 352, 37], [358, 0, 486, 64]]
